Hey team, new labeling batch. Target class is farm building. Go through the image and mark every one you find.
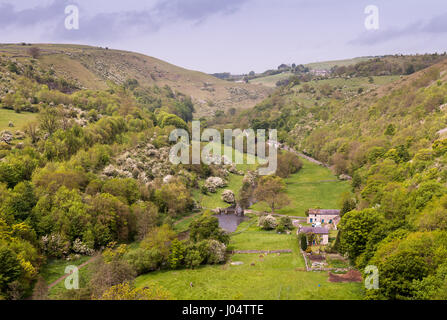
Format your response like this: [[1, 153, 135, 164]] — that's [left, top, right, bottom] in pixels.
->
[[307, 209, 340, 228], [300, 226, 329, 245]]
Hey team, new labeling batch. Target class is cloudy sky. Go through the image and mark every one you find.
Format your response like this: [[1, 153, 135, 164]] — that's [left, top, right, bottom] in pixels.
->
[[0, 0, 446, 73]]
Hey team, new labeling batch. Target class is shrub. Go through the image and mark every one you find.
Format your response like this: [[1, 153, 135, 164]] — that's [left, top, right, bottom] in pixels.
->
[[206, 239, 227, 264], [125, 248, 163, 275], [40, 233, 70, 258], [72, 238, 94, 256], [258, 215, 278, 230], [278, 216, 293, 230], [168, 239, 185, 269], [190, 214, 229, 245]]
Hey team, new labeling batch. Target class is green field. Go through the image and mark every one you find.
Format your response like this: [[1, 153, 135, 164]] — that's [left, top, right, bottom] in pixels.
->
[[249, 72, 293, 87], [304, 57, 372, 70], [135, 217, 364, 300], [0, 108, 37, 130], [251, 158, 351, 216]]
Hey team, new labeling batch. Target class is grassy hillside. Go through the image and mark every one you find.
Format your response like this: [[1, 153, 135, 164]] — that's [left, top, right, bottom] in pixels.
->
[[248, 57, 373, 88], [0, 43, 271, 117]]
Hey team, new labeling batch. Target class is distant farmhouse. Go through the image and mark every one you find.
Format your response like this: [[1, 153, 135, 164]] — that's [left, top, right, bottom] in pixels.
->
[[310, 69, 330, 77], [307, 209, 340, 229], [300, 226, 329, 245]]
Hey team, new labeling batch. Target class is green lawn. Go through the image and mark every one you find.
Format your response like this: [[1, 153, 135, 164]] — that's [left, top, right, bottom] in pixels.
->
[[251, 159, 351, 216], [0, 108, 37, 130], [249, 72, 293, 87], [173, 212, 202, 233], [135, 218, 364, 300]]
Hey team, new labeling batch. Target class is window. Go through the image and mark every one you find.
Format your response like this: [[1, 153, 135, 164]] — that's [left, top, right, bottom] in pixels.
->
[[322, 219, 324, 223], [329, 219, 332, 224], [310, 218, 313, 222]]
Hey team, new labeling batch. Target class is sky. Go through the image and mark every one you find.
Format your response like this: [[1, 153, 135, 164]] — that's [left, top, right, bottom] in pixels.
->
[[0, 0, 446, 74]]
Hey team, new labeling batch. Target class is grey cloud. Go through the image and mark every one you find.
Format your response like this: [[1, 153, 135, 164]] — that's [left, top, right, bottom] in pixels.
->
[[0, 0, 250, 42], [0, 1, 68, 28], [349, 13, 447, 46]]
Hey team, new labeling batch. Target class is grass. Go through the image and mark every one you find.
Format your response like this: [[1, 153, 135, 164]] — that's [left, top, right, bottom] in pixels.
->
[[251, 158, 351, 216], [304, 57, 372, 70], [249, 72, 293, 87], [135, 217, 364, 300], [326, 256, 350, 269], [0, 108, 37, 131], [173, 212, 202, 233], [228, 219, 297, 252]]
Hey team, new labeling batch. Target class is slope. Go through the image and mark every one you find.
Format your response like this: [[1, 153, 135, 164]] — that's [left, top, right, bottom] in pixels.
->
[[0, 43, 271, 117]]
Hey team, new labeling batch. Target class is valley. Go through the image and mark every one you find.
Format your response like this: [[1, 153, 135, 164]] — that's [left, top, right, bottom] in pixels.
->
[[1, 42, 447, 301]]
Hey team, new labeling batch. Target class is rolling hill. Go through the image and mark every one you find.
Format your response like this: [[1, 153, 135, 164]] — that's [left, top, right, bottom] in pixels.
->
[[0, 43, 271, 117]]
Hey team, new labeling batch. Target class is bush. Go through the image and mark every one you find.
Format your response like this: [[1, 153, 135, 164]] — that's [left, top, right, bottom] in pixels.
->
[[184, 248, 203, 269], [206, 239, 227, 264], [40, 233, 70, 258], [278, 216, 293, 230], [72, 238, 94, 256], [258, 215, 278, 230], [190, 214, 230, 245], [168, 239, 185, 269], [125, 248, 163, 275]]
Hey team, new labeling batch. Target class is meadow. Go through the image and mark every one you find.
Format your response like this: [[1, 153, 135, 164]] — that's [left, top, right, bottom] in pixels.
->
[[135, 216, 364, 300], [251, 158, 351, 216], [0, 108, 37, 130]]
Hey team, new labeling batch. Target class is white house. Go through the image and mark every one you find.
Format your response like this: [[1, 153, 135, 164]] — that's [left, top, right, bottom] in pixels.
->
[[307, 209, 340, 229]]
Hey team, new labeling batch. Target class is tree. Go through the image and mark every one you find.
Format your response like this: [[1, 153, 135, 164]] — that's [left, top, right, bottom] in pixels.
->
[[90, 246, 136, 298], [339, 192, 356, 216], [189, 213, 229, 245], [102, 178, 141, 205], [24, 121, 39, 144], [154, 181, 193, 216], [141, 225, 176, 263], [38, 107, 61, 136], [299, 233, 308, 251], [254, 175, 290, 213], [131, 202, 158, 241], [27, 47, 41, 59], [0, 244, 22, 296], [168, 239, 185, 269], [338, 209, 386, 261], [276, 152, 303, 178], [258, 215, 278, 230]]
